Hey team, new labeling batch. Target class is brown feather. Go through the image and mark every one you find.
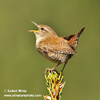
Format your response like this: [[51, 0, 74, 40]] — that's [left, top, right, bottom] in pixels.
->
[[62, 27, 85, 50]]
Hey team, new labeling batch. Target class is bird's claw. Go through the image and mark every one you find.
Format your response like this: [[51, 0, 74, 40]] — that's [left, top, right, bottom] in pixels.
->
[[44, 68, 55, 74]]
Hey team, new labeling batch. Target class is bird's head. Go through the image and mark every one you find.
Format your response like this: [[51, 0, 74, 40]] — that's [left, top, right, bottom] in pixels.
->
[[29, 21, 57, 40]]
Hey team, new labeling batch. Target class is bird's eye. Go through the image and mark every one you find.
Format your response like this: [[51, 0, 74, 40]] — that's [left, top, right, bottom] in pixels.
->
[[41, 27, 44, 30]]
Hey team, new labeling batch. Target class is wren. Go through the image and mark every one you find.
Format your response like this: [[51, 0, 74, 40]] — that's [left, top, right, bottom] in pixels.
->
[[29, 21, 85, 73]]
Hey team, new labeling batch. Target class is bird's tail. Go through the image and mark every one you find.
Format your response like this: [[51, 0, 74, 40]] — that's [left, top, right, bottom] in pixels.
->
[[63, 27, 85, 50], [74, 27, 85, 38]]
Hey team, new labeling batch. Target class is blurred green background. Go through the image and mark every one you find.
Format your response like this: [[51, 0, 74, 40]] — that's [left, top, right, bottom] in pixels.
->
[[0, 0, 100, 100]]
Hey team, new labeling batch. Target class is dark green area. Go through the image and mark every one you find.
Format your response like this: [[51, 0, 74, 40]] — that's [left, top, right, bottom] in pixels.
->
[[0, 0, 100, 100]]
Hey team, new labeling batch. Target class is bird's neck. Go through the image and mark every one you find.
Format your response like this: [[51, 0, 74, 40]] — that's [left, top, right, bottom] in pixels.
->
[[35, 34, 44, 46], [35, 34, 58, 46]]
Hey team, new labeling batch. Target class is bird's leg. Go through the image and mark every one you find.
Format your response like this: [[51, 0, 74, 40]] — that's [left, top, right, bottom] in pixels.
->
[[61, 61, 68, 72], [45, 63, 61, 74]]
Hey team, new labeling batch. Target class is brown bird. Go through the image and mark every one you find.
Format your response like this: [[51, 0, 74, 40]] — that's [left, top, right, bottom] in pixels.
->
[[29, 21, 85, 73]]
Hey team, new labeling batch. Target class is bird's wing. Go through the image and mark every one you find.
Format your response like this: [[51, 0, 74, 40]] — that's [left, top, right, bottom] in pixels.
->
[[39, 38, 77, 55], [63, 35, 75, 41]]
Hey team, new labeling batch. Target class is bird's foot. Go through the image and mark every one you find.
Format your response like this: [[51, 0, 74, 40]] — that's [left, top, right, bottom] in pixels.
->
[[44, 68, 56, 74]]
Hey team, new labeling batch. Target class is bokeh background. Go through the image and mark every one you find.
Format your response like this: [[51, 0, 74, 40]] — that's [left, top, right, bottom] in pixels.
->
[[0, 0, 100, 100]]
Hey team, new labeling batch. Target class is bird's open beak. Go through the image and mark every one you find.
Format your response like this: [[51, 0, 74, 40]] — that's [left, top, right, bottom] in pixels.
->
[[29, 21, 39, 33], [28, 30, 38, 33]]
